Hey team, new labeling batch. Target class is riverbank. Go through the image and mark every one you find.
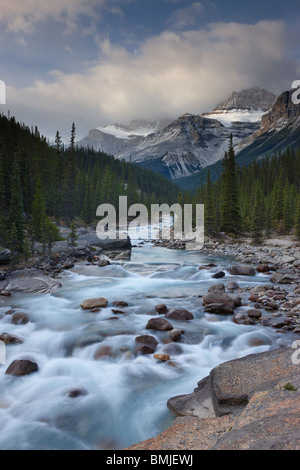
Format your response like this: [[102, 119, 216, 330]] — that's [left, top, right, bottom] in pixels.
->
[[126, 346, 300, 450]]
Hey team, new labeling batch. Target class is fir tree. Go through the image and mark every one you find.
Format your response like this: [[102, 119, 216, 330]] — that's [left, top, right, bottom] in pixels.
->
[[31, 177, 46, 241], [69, 221, 78, 255], [295, 195, 300, 240], [9, 156, 24, 252], [220, 135, 241, 233], [204, 170, 215, 234], [251, 185, 264, 245], [43, 216, 61, 254]]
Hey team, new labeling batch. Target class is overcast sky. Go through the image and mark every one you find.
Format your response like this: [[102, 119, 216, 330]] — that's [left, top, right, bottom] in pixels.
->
[[0, 0, 299, 144]]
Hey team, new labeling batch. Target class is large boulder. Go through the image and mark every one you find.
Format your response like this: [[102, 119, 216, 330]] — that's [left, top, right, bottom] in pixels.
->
[[78, 233, 132, 252], [11, 312, 30, 325], [155, 304, 168, 314], [0, 269, 61, 294], [203, 291, 235, 309], [135, 335, 158, 355], [204, 303, 234, 315], [0, 333, 23, 345], [6, 359, 38, 376], [230, 266, 255, 276], [81, 297, 108, 310], [146, 318, 173, 331], [165, 309, 194, 321]]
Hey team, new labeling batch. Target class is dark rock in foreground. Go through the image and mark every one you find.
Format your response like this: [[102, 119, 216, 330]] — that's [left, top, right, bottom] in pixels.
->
[[6, 359, 38, 376]]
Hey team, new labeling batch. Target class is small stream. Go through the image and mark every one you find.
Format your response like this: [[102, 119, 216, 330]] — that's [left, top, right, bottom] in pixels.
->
[[0, 241, 291, 450]]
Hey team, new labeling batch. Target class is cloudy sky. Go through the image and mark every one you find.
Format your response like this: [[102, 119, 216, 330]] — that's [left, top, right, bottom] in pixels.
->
[[0, 0, 299, 143]]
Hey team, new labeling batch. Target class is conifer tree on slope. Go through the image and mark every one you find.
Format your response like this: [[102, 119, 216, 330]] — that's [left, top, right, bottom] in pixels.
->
[[9, 155, 24, 252], [220, 135, 241, 234], [204, 169, 215, 234], [251, 184, 264, 245]]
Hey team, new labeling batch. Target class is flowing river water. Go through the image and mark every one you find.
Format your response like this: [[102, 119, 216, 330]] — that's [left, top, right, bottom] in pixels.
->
[[0, 239, 292, 450]]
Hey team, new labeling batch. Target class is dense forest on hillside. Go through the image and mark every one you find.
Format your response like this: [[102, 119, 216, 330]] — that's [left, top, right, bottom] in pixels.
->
[[0, 113, 179, 258], [1, 111, 300, 262], [187, 138, 300, 243]]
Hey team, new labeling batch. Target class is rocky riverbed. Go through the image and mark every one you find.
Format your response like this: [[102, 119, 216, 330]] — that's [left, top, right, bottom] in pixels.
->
[[0, 230, 300, 449]]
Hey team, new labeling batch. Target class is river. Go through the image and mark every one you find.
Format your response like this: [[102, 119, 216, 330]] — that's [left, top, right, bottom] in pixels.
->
[[0, 239, 291, 450]]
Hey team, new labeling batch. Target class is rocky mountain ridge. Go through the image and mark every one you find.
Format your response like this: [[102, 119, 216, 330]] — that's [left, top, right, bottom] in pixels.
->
[[77, 87, 282, 180]]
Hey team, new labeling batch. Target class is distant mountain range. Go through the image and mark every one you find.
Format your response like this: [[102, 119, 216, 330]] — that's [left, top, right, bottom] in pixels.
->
[[78, 86, 300, 186]]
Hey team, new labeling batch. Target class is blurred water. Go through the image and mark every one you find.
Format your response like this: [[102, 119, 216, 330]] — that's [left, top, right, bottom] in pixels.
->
[[0, 242, 288, 450]]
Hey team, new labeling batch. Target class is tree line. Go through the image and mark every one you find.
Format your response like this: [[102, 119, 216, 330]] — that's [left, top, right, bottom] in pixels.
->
[[182, 136, 300, 243], [0, 113, 179, 261]]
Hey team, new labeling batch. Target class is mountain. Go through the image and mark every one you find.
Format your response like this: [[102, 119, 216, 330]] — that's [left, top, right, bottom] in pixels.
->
[[212, 86, 276, 112], [78, 87, 276, 180], [127, 115, 259, 179], [78, 119, 172, 155], [177, 89, 300, 190]]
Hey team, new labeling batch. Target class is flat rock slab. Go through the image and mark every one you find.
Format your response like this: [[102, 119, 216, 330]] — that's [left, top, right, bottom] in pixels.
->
[[210, 347, 299, 416], [126, 347, 300, 450], [167, 376, 215, 419], [0, 269, 62, 294]]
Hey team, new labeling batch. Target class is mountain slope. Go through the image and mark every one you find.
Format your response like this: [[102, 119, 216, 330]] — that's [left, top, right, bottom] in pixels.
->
[[78, 119, 172, 155], [78, 87, 277, 180], [177, 89, 300, 190]]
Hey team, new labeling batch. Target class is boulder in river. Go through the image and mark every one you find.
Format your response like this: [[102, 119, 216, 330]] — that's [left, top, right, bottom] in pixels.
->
[[212, 272, 225, 279], [6, 359, 38, 376], [203, 291, 235, 309], [204, 303, 234, 315], [11, 312, 30, 325], [165, 309, 194, 321], [169, 329, 182, 341], [247, 309, 262, 320], [0, 333, 23, 345], [94, 345, 114, 360], [146, 318, 173, 331], [208, 284, 225, 293], [233, 312, 255, 325], [135, 335, 158, 355], [154, 353, 170, 362], [227, 281, 240, 291], [155, 304, 168, 314], [67, 388, 88, 399], [230, 266, 255, 276], [81, 297, 108, 310], [112, 300, 129, 308]]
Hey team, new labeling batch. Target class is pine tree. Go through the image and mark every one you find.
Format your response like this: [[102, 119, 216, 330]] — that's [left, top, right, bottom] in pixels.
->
[[43, 216, 61, 254], [9, 156, 24, 252], [220, 136, 241, 233], [31, 178, 46, 241], [251, 185, 264, 245], [70, 122, 76, 152], [204, 170, 215, 234], [69, 221, 78, 255], [295, 195, 300, 240]]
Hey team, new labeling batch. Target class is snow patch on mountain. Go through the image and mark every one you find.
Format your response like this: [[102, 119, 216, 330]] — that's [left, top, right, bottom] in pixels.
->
[[203, 108, 268, 127]]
